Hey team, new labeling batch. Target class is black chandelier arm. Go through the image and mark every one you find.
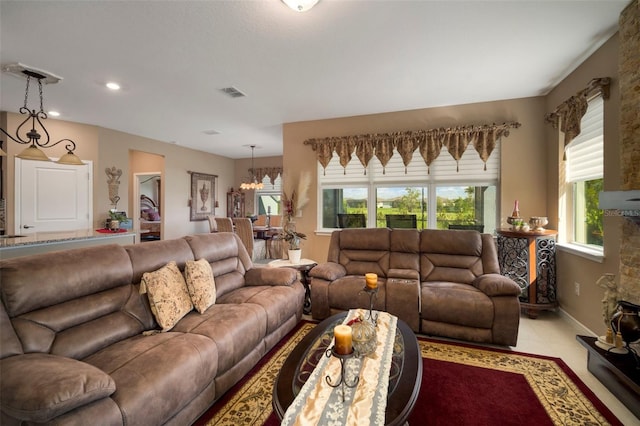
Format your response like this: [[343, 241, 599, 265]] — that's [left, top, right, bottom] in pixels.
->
[[52, 138, 78, 153], [2, 107, 50, 147]]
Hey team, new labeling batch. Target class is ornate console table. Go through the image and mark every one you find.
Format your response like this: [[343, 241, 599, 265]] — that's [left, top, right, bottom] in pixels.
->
[[496, 228, 558, 318]]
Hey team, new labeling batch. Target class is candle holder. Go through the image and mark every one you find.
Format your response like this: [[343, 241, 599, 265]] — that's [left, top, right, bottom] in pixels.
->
[[358, 286, 379, 324], [325, 346, 358, 402]]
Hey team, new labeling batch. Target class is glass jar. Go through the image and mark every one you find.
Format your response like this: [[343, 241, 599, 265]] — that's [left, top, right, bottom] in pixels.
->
[[351, 317, 377, 357]]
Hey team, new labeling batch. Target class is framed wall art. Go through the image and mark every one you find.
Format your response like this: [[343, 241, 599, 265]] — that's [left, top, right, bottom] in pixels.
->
[[190, 172, 217, 221]]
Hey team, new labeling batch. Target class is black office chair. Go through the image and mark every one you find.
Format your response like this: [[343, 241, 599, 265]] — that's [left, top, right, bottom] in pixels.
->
[[448, 224, 484, 232], [337, 213, 366, 228], [385, 214, 417, 228]]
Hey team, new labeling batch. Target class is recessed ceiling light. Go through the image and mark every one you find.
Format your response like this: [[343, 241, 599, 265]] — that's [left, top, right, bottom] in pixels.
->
[[48, 111, 60, 117], [106, 82, 121, 91]]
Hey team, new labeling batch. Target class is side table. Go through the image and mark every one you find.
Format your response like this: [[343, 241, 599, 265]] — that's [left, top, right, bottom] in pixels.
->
[[496, 228, 558, 318], [268, 258, 317, 315]]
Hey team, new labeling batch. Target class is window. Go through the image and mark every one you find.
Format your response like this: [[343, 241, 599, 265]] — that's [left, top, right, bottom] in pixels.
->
[[256, 174, 282, 216], [564, 95, 604, 248], [318, 142, 500, 234]]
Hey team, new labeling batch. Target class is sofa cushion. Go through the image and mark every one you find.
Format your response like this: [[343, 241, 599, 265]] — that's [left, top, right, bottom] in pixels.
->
[[141, 261, 193, 331], [421, 281, 494, 328], [84, 332, 218, 426], [0, 354, 115, 422], [328, 276, 386, 312], [185, 259, 217, 313], [172, 303, 267, 374]]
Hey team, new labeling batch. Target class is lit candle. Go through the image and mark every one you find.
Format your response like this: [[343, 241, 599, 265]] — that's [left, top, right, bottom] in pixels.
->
[[365, 273, 378, 289], [334, 324, 353, 355]]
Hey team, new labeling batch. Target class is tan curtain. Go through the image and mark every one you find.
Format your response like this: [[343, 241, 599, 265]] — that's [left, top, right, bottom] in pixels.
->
[[419, 132, 441, 174], [303, 121, 521, 173], [355, 136, 374, 175], [545, 77, 610, 159], [444, 132, 472, 172], [375, 135, 395, 175], [335, 138, 355, 174], [395, 134, 419, 173], [253, 167, 282, 185]]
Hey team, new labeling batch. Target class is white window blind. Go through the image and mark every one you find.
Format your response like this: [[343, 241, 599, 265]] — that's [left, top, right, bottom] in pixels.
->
[[319, 141, 500, 184], [566, 96, 604, 182]]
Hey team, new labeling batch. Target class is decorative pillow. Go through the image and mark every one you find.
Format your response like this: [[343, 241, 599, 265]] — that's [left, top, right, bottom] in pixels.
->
[[140, 261, 193, 331], [184, 258, 216, 313], [0, 353, 115, 422], [141, 209, 151, 220], [147, 210, 161, 221]]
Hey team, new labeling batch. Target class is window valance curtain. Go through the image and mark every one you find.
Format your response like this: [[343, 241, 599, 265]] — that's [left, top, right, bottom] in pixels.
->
[[303, 121, 521, 175], [252, 167, 282, 185], [545, 77, 610, 157]]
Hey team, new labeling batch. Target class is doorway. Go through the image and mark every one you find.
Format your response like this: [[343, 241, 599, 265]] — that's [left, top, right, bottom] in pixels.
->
[[134, 172, 162, 243]]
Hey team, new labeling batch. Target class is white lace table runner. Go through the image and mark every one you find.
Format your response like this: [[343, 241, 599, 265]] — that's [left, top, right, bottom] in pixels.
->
[[281, 309, 398, 426]]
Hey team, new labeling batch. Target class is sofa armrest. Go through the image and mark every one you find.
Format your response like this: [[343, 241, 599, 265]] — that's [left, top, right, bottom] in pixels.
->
[[0, 353, 115, 423], [473, 274, 522, 297], [308, 262, 346, 281], [245, 267, 297, 286]]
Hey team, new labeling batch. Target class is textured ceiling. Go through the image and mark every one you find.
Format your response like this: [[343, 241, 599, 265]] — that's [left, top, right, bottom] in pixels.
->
[[0, 0, 629, 159]]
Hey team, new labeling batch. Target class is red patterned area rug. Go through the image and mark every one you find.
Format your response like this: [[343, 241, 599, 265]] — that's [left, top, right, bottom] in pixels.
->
[[194, 321, 622, 426]]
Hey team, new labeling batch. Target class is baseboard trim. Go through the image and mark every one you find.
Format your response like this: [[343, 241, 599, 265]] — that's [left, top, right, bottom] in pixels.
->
[[558, 307, 597, 337]]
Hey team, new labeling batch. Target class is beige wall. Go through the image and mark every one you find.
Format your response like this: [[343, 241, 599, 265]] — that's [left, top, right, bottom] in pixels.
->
[[545, 34, 624, 334], [282, 96, 548, 263], [2, 114, 236, 240]]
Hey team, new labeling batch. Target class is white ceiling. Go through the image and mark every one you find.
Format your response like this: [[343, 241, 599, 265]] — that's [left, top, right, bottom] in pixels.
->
[[0, 0, 629, 159]]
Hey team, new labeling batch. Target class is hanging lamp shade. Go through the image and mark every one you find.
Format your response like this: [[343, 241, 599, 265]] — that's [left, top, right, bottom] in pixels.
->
[[17, 145, 51, 161], [57, 151, 84, 165]]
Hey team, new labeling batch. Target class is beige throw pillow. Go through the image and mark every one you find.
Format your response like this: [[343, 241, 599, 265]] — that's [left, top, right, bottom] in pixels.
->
[[184, 258, 216, 313], [140, 261, 193, 331]]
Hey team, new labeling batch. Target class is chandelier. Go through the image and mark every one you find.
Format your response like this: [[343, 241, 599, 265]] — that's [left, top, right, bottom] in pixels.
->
[[0, 69, 84, 165], [240, 145, 264, 190]]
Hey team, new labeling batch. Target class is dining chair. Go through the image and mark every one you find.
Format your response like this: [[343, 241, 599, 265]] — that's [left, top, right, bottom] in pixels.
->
[[214, 217, 234, 233], [207, 215, 217, 233], [233, 218, 267, 261], [337, 213, 366, 228], [385, 214, 417, 228]]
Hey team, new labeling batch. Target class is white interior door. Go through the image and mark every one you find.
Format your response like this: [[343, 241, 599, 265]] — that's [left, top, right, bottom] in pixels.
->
[[15, 158, 93, 234]]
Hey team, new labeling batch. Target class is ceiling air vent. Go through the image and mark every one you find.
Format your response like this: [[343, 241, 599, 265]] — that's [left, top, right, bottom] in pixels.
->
[[220, 86, 246, 98], [2, 62, 62, 84]]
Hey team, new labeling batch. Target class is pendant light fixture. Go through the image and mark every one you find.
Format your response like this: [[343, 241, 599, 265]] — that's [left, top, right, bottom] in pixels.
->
[[0, 66, 84, 166], [240, 145, 264, 190]]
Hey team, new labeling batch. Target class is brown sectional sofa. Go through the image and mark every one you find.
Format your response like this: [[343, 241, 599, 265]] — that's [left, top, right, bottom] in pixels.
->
[[309, 228, 521, 346], [0, 232, 304, 425]]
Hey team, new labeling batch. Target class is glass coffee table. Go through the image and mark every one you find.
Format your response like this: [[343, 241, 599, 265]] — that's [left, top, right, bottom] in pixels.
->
[[273, 312, 422, 425]]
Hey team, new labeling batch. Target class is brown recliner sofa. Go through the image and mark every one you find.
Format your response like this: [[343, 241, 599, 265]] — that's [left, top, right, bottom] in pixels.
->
[[309, 228, 521, 346], [0, 232, 304, 425]]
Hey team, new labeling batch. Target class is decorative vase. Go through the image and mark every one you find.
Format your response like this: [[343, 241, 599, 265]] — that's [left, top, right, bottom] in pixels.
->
[[288, 249, 301, 264], [610, 300, 640, 345], [108, 220, 120, 231], [351, 317, 377, 357]]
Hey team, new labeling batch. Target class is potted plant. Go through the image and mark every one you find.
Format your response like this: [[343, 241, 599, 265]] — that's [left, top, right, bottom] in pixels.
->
[[107, 210, 127, 231], [280, 228, 306, 264]]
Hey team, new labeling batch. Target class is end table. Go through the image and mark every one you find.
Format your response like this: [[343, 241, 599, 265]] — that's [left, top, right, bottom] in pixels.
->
[[268, 258, 317, 315]]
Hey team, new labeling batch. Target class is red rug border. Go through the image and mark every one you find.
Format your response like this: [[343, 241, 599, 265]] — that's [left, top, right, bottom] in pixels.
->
[[195, 320, 623, 426]]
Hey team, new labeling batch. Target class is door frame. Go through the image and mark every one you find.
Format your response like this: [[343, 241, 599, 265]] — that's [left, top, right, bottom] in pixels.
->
[[133, 171, 162, 243]]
